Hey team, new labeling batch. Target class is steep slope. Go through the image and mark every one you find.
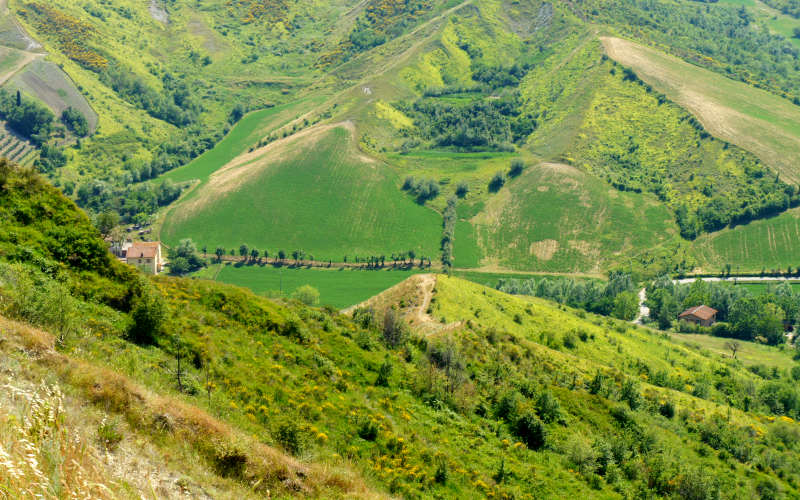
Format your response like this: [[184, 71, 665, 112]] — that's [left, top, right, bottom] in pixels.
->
[[4, 161, 800, 498]]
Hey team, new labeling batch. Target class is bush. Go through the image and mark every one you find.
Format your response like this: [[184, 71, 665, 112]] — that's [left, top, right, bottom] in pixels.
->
[[357, 419, 379, 441], [535, 390, 563, 423], [455, 181, 469, 197], [127, 285, 166, 345], [515, 412, 547, 449], [292, 285, 320, 306], [97, 418, 123, 450], [509, 159, 525, 178], [488, 172, 506, 192], [61, 107, 89, 136], [274, 420, 305, 455], [659, 401, 676, 419], [375, 358, 392, 387]]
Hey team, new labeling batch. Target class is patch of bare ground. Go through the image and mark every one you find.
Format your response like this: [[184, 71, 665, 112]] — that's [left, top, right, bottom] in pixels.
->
[[344, 274, 464, 335], [529, 239, 559, 260]]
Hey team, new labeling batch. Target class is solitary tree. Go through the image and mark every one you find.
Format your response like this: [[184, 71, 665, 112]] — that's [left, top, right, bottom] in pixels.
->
[[725, 341, 741, 359], [250, 248, 259, 262], [239, 244, 249, 259], [215, 246, 225, 262], [278, 250, 286, 261]]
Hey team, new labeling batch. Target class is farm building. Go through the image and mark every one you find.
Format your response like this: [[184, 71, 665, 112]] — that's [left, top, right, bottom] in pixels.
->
[[678, 305, 718, 327], [125, 241, 164, 274]]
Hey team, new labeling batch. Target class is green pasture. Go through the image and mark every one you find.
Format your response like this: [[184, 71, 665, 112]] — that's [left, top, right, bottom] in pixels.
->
[[692, 208, 800, 272], [161, 126, 443, 261], [672, 333, 797, 371], [471, 163, 679, 272], [735, 281, 800, 294], [161, 98, 321, 184], [199, 263, 421, 308]]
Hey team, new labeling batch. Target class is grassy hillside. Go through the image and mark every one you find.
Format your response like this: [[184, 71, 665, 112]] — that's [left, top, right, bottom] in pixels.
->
[[693, 208, 800, 273], [601, 36, 800, 185], [471, 162, 681, 273], [6, 162, 800, 497], [162, 124, 443, 261]]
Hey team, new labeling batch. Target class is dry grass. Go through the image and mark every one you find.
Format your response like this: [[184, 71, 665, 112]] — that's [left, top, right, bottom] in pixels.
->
[[0, 316, 385, 499]]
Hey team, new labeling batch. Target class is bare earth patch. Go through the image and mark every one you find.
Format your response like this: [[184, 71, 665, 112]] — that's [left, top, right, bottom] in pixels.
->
[[529, 239, 559, 260]]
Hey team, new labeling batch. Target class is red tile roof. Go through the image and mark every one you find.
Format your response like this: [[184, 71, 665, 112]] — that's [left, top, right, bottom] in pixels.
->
[[127, 241, 160, 259], [679, 305, 717, 321]]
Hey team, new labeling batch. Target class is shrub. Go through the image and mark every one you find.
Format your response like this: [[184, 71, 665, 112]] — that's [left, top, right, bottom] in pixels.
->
[[659, 401, 676, 419], [127, 285, 165, 345], [434, 458, 448, 484], [563, 332, 577, 349], [535, 390, 563, 423], [97, 418, 123, 450], [375, 358, 392, 387], [292, 285, 319, 306], [274, 420, 304, 455], [515, 412, 547, 450], [620, 379, 641, 410], [455, 181, 469, 197], [357, 419, 379, 441], [508, 159, 525, 178], [488, 172, 505, 192]]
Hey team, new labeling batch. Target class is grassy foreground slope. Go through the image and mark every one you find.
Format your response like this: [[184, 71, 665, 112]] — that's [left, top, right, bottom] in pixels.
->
[[4, 162, 800, 497], [162, 124, 442, 261]]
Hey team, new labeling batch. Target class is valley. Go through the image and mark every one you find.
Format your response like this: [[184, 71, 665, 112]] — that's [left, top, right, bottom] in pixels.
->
[[2, 0, 800, 497]]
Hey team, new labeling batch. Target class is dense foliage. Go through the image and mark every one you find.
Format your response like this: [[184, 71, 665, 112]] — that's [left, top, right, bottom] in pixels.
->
[[497, 272, 640, 320], [647, 277, 799, 345], [0, 89, 53, 145]]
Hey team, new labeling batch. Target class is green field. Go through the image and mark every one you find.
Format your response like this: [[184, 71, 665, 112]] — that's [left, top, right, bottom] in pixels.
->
[[693, 208, 800, 272], [672, 333, 797, 370], [471, 162, 679, 272], [162, 125, 443, 261], [161, 98, 322, 185], [198, 263, 421, 308], [736, 281, 800, 294]]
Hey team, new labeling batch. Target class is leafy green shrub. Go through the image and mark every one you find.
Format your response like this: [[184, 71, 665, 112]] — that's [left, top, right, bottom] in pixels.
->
[[126, 285, 165, 346], [434, 458, 448, 484], [659, 401, 676, 419], [508, 159, 525, 178], [375, 358, 393, 387], [515, 412, 547, 450], [292, 285, 320, 306], [357, 419, 378, 441], [274, 420, 305, 455], [535, 390, 563, 423], [488, 172, 505, 192], [620, 380, 641, 410]]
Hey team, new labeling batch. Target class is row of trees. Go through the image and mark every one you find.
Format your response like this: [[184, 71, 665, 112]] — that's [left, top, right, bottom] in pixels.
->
[[647, 278, 799, 345], [204, 244, 433, 269], [497, 272, 640, 320]]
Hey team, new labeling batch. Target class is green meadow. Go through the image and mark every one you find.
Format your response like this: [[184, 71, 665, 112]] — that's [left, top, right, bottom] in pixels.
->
[[693, 208, 800, 272], [162, 126, 443, 261], [672, 333, 797, 371], [161, 98, 322, 184], [471, 163, 679, 272], [200, 263, 421, 308]]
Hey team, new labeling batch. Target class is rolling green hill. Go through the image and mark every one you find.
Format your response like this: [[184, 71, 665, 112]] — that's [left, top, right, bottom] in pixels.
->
[[162, 123, 443, 261]]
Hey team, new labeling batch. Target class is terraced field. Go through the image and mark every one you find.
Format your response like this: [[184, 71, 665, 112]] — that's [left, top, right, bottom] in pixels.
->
[[0, 126, 35, 165]]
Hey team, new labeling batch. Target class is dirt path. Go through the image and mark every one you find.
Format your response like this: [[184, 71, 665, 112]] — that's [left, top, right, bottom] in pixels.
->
[[0, 48, 42, 85]]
